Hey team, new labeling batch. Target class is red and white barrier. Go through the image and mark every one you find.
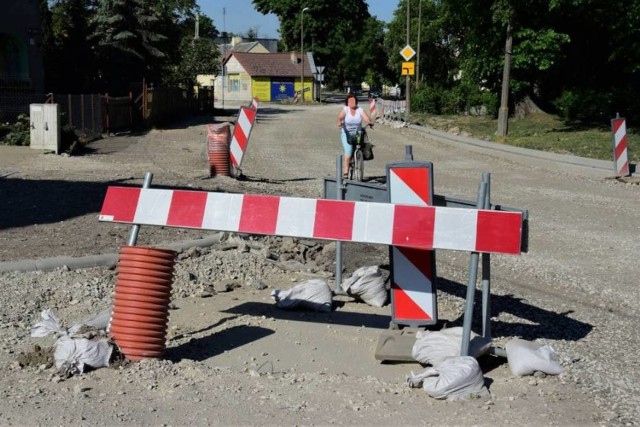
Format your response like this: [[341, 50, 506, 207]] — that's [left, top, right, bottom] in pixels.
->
[[230, 106, 257, 168], [368, 98, 376, 119], [388, 163, 437, 325], [611, 117, 630, 176], [250, 97, 259, 110], [100, 187, 523, 255]]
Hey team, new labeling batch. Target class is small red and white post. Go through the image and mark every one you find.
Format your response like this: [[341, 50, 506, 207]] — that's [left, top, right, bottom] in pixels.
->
[[611, 114, 630, 177], [229, 106, 257, 172], [368, 98, 377, 120]]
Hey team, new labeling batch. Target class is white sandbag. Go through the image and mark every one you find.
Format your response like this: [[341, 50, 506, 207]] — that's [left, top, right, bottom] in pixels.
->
[[30, 309, 113, 376], [271, 279, 333, 313], [54, 335, 113, 376], [407, 356, 489, 400], [68, 308, 111, 334], [340, 266, 388, 307], [505, 338, 564, 376], [412, 327, 491, 367], [30, 309, 63, 338]]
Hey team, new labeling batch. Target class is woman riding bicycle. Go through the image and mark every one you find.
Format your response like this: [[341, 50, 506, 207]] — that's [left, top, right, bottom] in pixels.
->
[[337, 93, 374, 179]]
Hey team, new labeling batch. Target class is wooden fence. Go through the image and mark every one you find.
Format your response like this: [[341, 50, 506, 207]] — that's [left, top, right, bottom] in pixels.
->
[[2, 82, 215, 135]]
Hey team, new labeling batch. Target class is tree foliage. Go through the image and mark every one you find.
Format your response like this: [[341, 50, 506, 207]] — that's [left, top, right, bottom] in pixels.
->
[[383, 0, 640, 122], [166, 36, 220, 88], [42, 0, 640, 122], [46, 0, 96, 92], [41, 0, 218, 94], [252, 0, 386, 88], [92, 0, 173, 89]]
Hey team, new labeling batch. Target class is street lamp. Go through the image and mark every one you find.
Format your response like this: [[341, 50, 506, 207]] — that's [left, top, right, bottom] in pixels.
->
[[300, 7, 309, 103]]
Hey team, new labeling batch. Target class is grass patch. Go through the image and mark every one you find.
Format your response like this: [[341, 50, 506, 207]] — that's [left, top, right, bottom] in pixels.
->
[[412, 112, 639, 163]]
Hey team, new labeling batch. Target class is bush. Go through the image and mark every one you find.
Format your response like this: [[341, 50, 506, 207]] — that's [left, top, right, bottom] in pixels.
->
[[2, 114, 30, 146], [0, 123, 10, 141], [411, 83, 498, 116], [0, 114, 92, 154], [60, 125, 92, 155], [553, 90, 604, 123], [412, 86, 443, 114]]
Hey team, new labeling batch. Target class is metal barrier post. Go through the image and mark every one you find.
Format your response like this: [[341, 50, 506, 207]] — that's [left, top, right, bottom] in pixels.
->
[[481, 173, 492, 339], [405, 145, 413, 161], [334, 155, 345, 294], [460, 179, 488, 356], [127, 172, 153, 246]]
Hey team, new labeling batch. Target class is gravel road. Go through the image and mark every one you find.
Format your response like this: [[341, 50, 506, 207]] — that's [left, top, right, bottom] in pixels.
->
[[0, 102, 638, 425]]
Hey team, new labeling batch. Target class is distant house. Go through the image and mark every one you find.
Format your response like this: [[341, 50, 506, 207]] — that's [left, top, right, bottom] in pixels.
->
[[215, 51, 317, 103], [196, 37, 273, 89], [0, 1, 44, 92], [216, 36, 278, 54]]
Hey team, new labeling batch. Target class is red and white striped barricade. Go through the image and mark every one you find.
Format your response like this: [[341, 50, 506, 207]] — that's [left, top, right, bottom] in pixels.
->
[[230, 106, 257, 170], [99, 187, 523, 255], [250, 97, 259, 111], [611, 116, 630, 177], [387, 162, 437, 327]]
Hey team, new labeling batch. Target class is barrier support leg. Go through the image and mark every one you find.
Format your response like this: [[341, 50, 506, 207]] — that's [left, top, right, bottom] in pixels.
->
[[334, 155, 346, 295], [460, 179, 488, 357], [481, 173, 492, 339]]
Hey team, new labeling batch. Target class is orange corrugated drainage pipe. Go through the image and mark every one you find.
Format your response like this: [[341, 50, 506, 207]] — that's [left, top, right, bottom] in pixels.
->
[[109, 246, 177, 361], [207, 123, 231, 177]]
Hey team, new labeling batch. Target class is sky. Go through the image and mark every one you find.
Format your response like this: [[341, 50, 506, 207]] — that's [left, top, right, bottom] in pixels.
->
[[199, 0, 400, 39]]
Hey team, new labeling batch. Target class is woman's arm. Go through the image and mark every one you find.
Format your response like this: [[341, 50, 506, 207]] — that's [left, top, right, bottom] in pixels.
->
[[361, 110, 373, 126], [337, 109, 346, 128]]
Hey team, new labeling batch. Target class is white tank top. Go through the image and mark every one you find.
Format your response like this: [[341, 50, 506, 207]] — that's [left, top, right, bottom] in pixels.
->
[[343, 106, 363, 134]]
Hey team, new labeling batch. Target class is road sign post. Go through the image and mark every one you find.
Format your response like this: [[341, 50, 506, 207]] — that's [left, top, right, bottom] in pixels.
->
[[315, 66, 325, 102], [400, 45, 416, 123]]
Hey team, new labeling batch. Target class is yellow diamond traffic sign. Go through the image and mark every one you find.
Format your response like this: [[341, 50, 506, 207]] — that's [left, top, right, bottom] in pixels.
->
[[400, 45, 416, 61]]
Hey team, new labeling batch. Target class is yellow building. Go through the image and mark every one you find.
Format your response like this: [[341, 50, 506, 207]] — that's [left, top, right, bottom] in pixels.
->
[[217, 51, 317, 103]]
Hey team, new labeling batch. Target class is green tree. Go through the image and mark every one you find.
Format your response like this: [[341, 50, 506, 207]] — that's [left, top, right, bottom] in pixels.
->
[[252, 0, 382, 89], [384, 0, 456, 88], [543, 0, 640, 120], [167, 38, 219, 88], [386, 1, 573, 115], [47, 0, 96, 92], [246, 27, 259, 40], [92, 0, 172, 92]]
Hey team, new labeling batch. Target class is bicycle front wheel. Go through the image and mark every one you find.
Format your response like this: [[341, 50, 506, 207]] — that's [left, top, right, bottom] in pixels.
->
[[354, 148, 364, 181]]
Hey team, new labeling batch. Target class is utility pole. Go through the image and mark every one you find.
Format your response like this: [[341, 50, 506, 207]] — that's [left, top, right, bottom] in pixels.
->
[[416, 0, 421, 88], [300, 7, 309, 103], [497, 20, 512, 137], [195, 12, 199, 39], [405, 0, 411, 123]]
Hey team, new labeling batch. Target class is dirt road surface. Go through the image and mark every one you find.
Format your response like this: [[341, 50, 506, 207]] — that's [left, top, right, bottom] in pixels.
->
[[0, 102, 638, 425]]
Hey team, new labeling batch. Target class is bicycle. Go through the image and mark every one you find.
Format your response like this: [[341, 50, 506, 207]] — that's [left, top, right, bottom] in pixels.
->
[[346, 125, 373, 182]]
